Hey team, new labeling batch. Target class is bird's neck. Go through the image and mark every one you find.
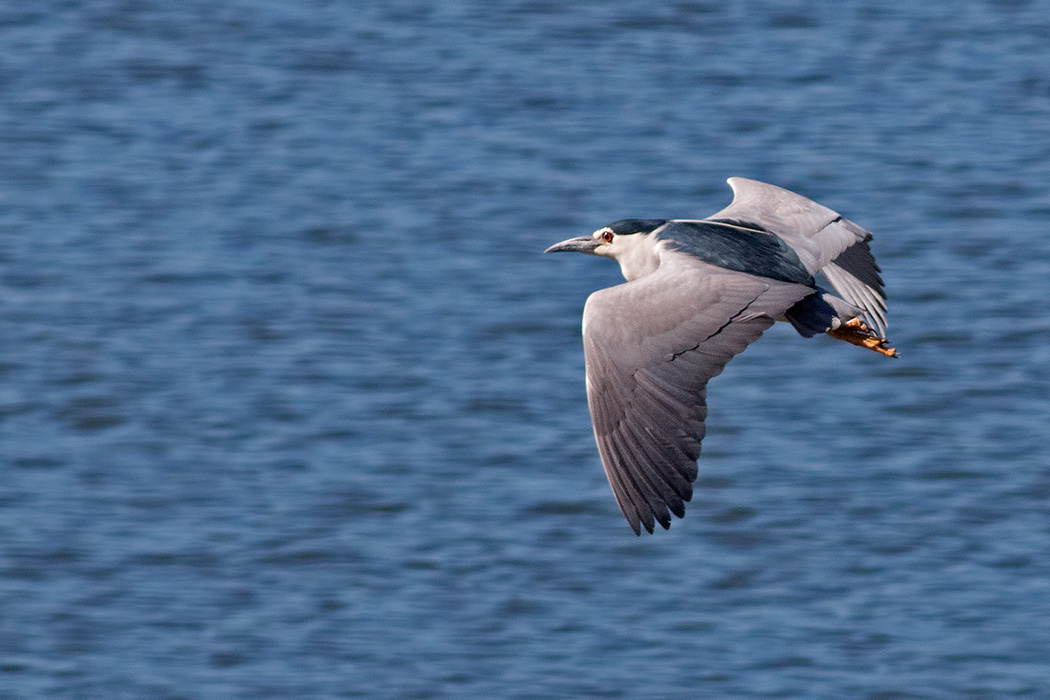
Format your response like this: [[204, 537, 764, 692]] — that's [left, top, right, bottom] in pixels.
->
[[612, 233, 661, 281]]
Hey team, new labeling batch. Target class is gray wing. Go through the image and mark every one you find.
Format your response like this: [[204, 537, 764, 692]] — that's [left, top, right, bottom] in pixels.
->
[[707, 177, 887, 336], [582, 253, 813, 534]]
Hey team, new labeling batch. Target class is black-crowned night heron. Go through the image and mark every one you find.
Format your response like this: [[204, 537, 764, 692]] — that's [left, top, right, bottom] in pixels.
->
[[545, 178, 896, 535]]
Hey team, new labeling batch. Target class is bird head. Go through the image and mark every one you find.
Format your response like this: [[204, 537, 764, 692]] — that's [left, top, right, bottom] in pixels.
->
[[545, 219, 667, 281]]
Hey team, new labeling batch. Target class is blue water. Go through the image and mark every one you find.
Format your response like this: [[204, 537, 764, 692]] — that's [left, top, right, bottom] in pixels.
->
[[3, 1, 1050, 697]]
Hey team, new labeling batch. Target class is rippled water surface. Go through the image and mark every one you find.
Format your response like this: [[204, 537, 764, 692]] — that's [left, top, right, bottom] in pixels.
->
[[3, 2, 1050, 698]]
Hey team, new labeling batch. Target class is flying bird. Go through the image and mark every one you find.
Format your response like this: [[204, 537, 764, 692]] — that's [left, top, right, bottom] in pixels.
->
[[545, 178, 896, 534]]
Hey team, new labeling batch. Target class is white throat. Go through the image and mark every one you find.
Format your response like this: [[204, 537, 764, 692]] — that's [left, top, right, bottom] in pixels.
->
[[607, 232, 661, 281]]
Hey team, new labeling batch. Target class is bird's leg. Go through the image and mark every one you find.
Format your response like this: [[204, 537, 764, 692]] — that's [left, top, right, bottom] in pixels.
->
[[827, 318, 898, 358]]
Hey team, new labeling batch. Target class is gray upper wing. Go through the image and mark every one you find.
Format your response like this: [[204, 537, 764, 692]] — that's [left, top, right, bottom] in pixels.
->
[[582, 252, 813, 534], [707, 177, 888, 336]]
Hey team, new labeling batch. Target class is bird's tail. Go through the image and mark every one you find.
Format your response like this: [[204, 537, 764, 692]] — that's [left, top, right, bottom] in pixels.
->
[[786, 290, 897, 357], [785, 289, 861, 337]]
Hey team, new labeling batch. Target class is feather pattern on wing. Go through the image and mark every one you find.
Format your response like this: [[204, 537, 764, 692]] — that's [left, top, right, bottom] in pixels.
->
[[707, 178, 888, 335], [582, 249, 813, 533]]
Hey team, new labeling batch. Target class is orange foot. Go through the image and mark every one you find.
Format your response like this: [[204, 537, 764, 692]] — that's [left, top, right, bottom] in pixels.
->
[[827, 318, 899, 358]]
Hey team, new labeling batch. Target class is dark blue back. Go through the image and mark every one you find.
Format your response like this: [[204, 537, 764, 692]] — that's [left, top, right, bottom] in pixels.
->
[[656, 220, 814, 286]]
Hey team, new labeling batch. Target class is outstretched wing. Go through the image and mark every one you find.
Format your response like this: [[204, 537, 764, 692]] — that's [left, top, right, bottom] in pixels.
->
[[582, 252, 813, 534], [707, 177, 887, 336]]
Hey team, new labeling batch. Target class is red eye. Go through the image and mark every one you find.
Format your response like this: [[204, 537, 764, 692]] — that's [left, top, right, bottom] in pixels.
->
[[602, 231, 614, 243]]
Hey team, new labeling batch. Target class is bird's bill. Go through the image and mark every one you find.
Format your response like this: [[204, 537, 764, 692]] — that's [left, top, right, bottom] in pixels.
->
[[544, 235, 600, 254]]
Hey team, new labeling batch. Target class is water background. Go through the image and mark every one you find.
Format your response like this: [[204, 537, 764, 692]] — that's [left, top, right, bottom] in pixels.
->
[[3, 2, 1050, 698]]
